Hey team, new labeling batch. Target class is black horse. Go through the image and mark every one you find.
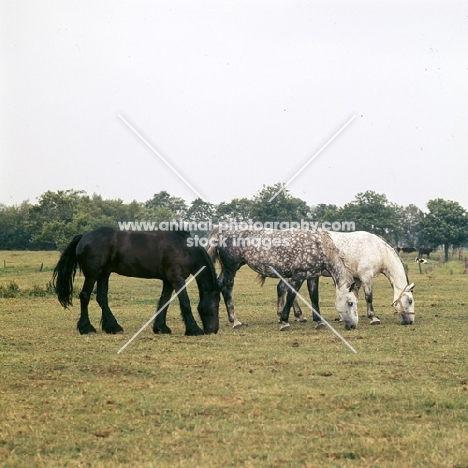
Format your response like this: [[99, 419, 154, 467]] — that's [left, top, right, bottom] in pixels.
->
[[53, 227, 220, 336]]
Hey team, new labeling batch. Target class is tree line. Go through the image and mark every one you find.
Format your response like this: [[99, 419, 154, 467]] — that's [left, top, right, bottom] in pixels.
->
[[1, 183, 467, 261]]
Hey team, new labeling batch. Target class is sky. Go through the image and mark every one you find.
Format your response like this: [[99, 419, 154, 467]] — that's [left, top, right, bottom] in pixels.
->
[[1, 1, 468, 212]]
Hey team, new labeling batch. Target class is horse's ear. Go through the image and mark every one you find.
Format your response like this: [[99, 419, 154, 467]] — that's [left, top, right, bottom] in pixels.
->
[[349, 279, 361, 293], [407, 282, 415, 292]]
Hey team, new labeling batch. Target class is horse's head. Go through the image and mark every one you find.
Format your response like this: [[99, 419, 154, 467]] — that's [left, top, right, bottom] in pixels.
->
[[393, 283, 415, 325], [335, 281, 361, 330], [198, 290, 220, 334]]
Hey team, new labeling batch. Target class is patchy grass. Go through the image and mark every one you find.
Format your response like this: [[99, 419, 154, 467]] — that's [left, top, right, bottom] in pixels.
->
[[1, 250, 468, 467]]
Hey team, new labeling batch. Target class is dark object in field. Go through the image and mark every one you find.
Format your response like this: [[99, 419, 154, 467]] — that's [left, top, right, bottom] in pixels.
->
[[395, 247, 417, 254], [417, 247, 433, 258], [52, 227, 219, 336]]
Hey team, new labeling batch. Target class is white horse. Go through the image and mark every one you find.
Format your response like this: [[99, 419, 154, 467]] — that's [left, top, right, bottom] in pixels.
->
[[207, 226, 361, 330], [279, 231, 415, 325]]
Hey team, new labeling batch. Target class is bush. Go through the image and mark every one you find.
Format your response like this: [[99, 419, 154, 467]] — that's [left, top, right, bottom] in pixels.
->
[[0, 281, 55, 298], [0, 281, 20, 298]]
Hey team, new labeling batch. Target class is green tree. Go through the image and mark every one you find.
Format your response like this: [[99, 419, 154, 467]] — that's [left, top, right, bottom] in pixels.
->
[[145, 191, 187, 220], [396, 204, 424, 248], [28, 190, 147, 250], [249, 183, 310, 223], [0, 201, 31, 249], [341, 191, 400, 242], [214, 198, 253, 223], [420, 198, 468, 262], [88, 194, 146, 224], [29, 190, 88, 249], [309, 204, 341, 224], [185, 198, 215, 236], [186, 198, 214, 222]]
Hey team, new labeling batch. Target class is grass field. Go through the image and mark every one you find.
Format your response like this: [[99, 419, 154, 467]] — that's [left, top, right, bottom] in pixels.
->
[[1, 250, 468, 467]]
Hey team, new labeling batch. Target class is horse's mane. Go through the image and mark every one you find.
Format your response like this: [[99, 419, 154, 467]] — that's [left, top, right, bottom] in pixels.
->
[[174, 230, 191, 239], [391, 245, 410, 284], [373, 233, 410, 284], [320, 231, 355, 284]]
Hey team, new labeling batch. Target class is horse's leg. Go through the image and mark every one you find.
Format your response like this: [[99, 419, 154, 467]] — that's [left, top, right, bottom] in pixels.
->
[[277, 280, 286, 321], [153, 280, 174, 334], [219, 268, 243, 329], [363, 279, 380, 325], [277, 281, 307, 322], [97, 272, 124, 334], [293, 298, 307, 322], [279, 277, 304, 331], [78, 277, 97, 334], [175, 282, 205, 336], [307, 277, 325, 330]]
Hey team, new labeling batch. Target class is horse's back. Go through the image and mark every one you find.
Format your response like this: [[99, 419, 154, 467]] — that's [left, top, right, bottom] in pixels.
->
[[219, 228, 323, 278], [77, 226, 117, 248], [75, 227, 192, 279], [327, 231, 395, 276], [75, 227, 117, 271]]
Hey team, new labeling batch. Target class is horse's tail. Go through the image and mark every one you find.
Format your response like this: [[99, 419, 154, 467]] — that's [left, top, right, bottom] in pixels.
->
[[52, 234, 83, 308], [206, 226, 220, 265], [256, 274, 267, 287]]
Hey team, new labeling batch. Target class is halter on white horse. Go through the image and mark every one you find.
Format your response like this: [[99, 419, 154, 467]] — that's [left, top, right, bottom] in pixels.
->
[[392, 283, 415, 320]]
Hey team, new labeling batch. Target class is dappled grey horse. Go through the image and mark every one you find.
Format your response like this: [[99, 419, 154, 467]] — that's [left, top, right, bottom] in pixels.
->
[[207, 227, 360, 330], [279, 231, 415, 325]]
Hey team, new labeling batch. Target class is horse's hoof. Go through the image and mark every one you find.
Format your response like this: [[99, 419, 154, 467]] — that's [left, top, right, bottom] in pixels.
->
[[280, 322, 291, 331], [370, 317, 381, 325], [296, 316, 308, 323], [79, 329, 97, 335], [233, 322, 244, 329], [315, 322, 326, 330], [104, 328, 124, 335]]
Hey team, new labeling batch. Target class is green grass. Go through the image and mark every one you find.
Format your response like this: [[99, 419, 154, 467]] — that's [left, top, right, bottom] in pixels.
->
[[1, 251, 468, 467]]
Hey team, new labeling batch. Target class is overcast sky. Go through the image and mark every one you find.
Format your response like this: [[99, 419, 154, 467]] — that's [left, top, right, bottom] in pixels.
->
[[1, 1, 467, 212]]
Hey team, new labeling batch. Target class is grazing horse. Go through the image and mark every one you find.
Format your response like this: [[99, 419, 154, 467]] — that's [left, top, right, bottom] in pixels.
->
[[280, 231, 415, 325], [53, 227, 220, 336], [207, 227, 360, 330], [418, 247, 433, 258], [396, 247, 417, 254]]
